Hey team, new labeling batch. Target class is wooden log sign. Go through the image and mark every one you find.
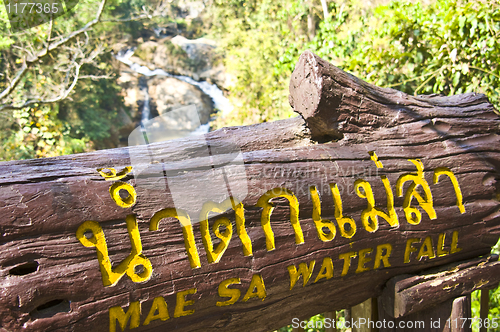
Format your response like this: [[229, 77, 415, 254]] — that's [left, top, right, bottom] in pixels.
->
[[1, 51, 500, 332]]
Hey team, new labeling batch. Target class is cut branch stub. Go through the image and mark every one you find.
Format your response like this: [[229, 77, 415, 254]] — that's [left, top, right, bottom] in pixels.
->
[[289, 50, 349, 141], [289, 50, 497, 141]]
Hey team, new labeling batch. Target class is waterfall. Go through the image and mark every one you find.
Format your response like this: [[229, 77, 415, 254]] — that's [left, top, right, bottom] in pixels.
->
[[115, 49, 234, 131], [138, 77, 151, 126]]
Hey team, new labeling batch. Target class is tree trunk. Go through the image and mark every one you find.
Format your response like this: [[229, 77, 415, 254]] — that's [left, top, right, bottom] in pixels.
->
[[320, 0, 329, 21], [307, 0, 316, 41]]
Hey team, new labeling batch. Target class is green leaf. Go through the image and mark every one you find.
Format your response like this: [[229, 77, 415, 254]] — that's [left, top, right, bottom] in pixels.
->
[[458, 16, 467, 29], [470, 17, 478, 37], [453, 71, 460, 87]]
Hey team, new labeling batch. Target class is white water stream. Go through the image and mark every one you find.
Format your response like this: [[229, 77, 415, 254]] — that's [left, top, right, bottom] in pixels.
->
[[116, 49, 233, 134]]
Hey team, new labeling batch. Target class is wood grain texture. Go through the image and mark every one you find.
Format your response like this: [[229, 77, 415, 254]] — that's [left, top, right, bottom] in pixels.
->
[[1, 51, 500, 332], [351, 298, 377, 332], [377, 292, 473, 331], [378, 297, 454, 332], [449, 296, 472, 332], [379, 255, 500, 318]]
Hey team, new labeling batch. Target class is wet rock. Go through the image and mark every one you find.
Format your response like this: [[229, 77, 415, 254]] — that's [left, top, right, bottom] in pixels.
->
[[176, 0, 205, 19], [148, 76, 213, 125], [133, 36, 228, 88], [170, 35, 215, 70], [117, 69, 213, 128]]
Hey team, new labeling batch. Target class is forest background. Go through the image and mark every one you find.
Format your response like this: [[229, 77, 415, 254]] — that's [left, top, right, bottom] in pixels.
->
[[0, 0, 499, 330]]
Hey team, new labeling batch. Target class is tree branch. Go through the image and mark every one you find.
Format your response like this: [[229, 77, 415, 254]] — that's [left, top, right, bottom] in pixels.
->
[[0, 0, 107, 103], [79, 74, 112, 80], [0, 63, 29, 103], [0, 63, 82, 111], [320, 0, 329, 21]]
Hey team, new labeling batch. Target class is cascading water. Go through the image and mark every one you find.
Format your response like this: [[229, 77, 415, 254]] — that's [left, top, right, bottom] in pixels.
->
[[138, 76, 150, 126], [115, 49, 233, 134]]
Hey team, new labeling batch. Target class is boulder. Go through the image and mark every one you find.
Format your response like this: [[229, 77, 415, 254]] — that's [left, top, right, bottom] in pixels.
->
[[117, 70, 213, 127], [133, 36, 228, 88], [147, 76, 213, 126]]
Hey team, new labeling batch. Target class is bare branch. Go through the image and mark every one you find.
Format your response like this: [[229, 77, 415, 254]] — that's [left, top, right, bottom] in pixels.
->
[[0, 36, 108, 111], [320, 0, 329, 21], [79, 74, 112, 80], [0, 63, 29, 102], [0, 0, 108, 103], [43, 0, 107, 55], [0, 63, 82, 111], [0, 0, 172, 111]]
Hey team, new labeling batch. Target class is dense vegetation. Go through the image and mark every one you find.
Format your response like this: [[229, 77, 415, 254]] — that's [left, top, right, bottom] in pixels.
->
[[0, 0, 178, 159], [1, 0, 499, 158], [210, 0, 500, 129], [1, 0, 500, 329]]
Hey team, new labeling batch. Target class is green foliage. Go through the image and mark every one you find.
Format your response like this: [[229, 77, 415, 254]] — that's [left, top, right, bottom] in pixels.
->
[[209, 0, 313, 128], [0, 0, 153, 160], [299, 0, 500, 107], [0, 105, 88, 160], [340, 0, 500, 109], [216, 0, 500, 129], [275, 1, 363, 75]]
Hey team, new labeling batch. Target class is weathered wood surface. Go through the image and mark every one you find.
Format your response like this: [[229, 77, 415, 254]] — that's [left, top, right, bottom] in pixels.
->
[[377, 296, 471, 332], [480, 289, 490, 332], [351, 298, 377, 332], [450, 296, 472, 332], [379, 255, 500, 318], [1, 51, 500, 332], [323, 311, 337, 332]]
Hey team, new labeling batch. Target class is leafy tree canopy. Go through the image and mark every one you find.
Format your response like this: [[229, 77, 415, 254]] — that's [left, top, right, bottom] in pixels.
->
[[210, 0, 500, 129], [0, 0, 175, 159]]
